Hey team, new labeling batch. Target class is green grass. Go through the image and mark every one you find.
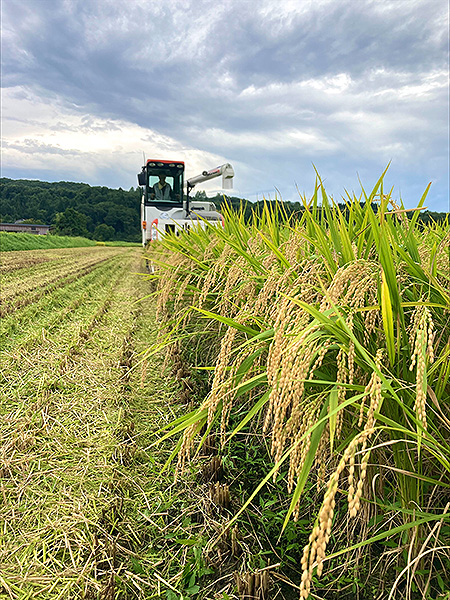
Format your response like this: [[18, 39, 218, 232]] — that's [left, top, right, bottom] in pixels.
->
[[0, 231, 96, 251], [0, 232, 140, 251]]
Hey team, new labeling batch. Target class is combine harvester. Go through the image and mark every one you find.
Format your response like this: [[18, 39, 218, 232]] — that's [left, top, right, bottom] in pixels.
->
[[138, 160, 234, 246]]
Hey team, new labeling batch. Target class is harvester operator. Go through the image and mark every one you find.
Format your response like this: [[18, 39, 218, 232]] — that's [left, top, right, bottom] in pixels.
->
[[151, 175, 173, 201]]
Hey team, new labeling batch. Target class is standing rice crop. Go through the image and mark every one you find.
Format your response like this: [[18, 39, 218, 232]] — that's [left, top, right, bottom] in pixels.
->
[[147, 172, 450, 599]]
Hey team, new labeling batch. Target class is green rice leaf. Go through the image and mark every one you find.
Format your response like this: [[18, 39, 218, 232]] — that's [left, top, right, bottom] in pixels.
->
[[192, 307, 260, 336], [227, 390, 271, 441], [153, 408, 208, 444], [381, 269, 395, 365], [329, 385, 338, 453]]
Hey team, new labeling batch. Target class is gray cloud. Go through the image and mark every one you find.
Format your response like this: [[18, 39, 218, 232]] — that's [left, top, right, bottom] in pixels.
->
[[1, 0, 448, 209]]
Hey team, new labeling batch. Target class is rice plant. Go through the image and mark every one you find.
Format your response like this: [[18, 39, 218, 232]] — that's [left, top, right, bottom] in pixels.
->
[[147, 172, 450, 599]]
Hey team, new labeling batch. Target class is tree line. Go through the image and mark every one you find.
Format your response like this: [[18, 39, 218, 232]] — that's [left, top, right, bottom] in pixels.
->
[[1, 178, 447, 241], [1, 178, 142, 241]]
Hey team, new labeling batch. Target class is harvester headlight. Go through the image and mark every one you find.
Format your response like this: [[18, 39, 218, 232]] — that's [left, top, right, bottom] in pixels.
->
[[149, 162, 155, 166], [169, 163, 175, 167], [157, 163, 164, 166]]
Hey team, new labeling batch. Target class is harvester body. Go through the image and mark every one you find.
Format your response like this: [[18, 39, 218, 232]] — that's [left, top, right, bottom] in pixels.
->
[[138, 160, 234, 246]]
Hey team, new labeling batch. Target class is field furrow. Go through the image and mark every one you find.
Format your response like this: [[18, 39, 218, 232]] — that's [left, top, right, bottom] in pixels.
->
[[1, 246, 108, 278], [0, 252, 131, 350], [0, 247, 129, 314]]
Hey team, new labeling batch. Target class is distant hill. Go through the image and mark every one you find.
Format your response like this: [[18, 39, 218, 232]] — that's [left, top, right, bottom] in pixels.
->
[[0, 178, 142, 242], [1, 178, 447, 242]]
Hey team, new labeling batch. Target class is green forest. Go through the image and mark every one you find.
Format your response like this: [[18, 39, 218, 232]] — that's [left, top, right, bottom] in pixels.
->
[[1, 178, 447, 242], [1, 178, 142, 242]]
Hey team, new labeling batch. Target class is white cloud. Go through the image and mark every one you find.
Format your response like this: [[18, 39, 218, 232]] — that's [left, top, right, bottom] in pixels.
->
[[1, 86, 229, 189], [188, 126, 339, 154]]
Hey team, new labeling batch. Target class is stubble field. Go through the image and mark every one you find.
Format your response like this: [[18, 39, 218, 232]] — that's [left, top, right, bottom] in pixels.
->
[[0, 247, 191, 599]]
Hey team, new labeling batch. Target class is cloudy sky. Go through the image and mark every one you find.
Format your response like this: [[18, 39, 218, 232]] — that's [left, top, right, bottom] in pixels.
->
[[2, 0, 449, 210]]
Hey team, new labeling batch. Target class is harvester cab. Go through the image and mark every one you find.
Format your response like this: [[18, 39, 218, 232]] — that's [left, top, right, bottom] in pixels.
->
[[138, 160, 234, 246]]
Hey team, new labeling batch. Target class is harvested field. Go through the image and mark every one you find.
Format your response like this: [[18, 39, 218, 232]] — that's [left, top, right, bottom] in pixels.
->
[[0, 246, 193, 599], [0, 247, 129, 318]]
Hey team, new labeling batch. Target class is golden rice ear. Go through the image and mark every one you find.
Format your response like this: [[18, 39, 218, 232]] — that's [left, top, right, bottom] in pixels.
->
[[409, 306, 435, 431]]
